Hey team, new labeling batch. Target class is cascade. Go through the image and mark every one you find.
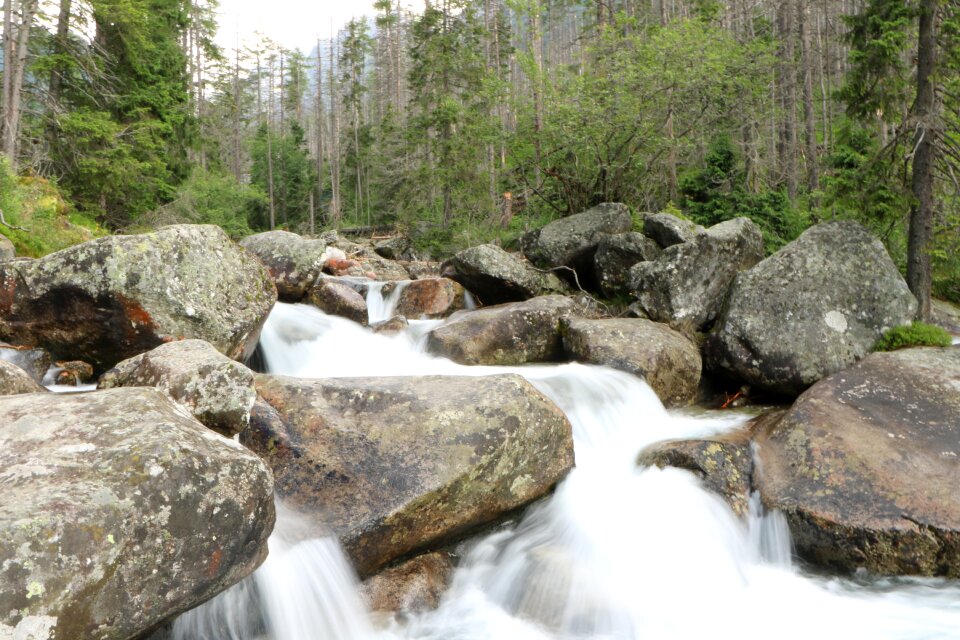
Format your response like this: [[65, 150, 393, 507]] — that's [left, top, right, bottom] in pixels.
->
[[177, 289, 960, 640]]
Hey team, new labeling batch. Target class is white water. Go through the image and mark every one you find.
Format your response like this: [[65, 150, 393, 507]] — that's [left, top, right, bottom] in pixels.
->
[[178, 296, 960, 640]]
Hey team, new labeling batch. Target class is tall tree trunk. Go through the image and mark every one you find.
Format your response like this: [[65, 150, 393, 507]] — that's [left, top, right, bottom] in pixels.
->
[[907, 0, 939, 322], [2, 0, 36, 167], [776, 0, 798, 200], [798, 0, 818, 196], [315, 38, 325, 224], [48, 0, 71, 116], [329, 36, 341, 222], [233, 41, 242, 182]]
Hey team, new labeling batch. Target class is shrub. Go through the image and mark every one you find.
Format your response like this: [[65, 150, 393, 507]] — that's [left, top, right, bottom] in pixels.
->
[[873, 322, 952, 352]]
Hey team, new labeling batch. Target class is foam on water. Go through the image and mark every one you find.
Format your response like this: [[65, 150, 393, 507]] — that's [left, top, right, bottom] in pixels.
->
[[182, 299, 960, 640]]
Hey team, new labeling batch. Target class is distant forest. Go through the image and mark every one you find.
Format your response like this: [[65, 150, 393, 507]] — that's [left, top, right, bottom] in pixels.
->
[[0, 0, 957, 306]]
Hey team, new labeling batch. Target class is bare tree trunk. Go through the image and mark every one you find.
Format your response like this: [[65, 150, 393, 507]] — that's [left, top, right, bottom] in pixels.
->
[[798, 0, 818, 195], [329, 35, 341, 222], [776, 0, 798, 200], [315, 38, 325, 223], [531, 1, 544, 187], [233, 40, 242, 181], [2, 0, 36, 166], [907, 0, 939, 322]]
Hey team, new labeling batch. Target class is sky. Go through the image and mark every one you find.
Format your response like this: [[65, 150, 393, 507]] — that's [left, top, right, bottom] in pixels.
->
[[214, 0, 380, 53]]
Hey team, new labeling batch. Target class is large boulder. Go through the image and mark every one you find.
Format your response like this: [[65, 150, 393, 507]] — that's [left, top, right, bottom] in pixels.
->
[[630, 217, 764, 330], [0, 359, 48, 395], [239, 230, 334, 302], [440, 244, 549, 305], [426, 296, 576, 366], [0, 388, 275, 640], [755, 348, 960, 576], [522, 203, 633, 282], [97, 339, 256, 437], [593, 232, 661, 298], [706, 221, 918, 396], [374, 236, 417, 261], [0, 225, 276, 373], [641, 212, 703, 248], [561, 318, 701, 407], [245, 374, 574, 576]]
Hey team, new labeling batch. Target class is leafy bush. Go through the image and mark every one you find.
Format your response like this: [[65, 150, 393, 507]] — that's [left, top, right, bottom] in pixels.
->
[[873, 322, 952, 352]]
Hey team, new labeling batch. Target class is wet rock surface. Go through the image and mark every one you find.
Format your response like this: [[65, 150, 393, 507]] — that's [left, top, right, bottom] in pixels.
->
[[0, 359, 48, 395], [0, 343, 51, 383], [706, 221, 917, 395], [391, 278, 465, 319], [0, 388, 275, 640], [755, 348, 960, 576], [561, 318, 701, 407], [426, 295, 576, 365], [0, 224, 276, 373], [245, 374, 574, 576], [307, 279, 369, 325], [630, 217, 764, 330], [98, 339, 256, 437], [361, 552, 455, 615]]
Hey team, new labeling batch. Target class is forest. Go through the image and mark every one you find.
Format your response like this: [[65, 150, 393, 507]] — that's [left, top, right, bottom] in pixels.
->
[[0, 0, 957, 310]]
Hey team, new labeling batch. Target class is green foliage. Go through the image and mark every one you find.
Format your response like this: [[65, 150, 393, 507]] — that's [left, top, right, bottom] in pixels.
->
[[148, 168, 265, 239], [873, 321, 952, 351], [513, 16, 776, 217], [249, 123, 318, 231], [680, 136, 809, 252], [0, 159, 106, 257]]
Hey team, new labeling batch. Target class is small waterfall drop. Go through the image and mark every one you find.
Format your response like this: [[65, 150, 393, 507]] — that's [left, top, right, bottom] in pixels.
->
[[366, 280, 410, 324], [181, 301, 960, 640]]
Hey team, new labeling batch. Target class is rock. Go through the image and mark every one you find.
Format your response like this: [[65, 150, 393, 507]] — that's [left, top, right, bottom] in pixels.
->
[[97, 339, 256, 437], [641, 212, 704, 248], [392, 278, 465, 319], [0, 234, 14, 261], [630, 217, 764, 330], [593, 232, 661, 297], [374, 236, 416, 261], [0, 225, 276, 373], [521, 203, 633, 283], [54, 361, 94, 386], [0, 344, 51, 383], [361, 552, 455, 615], [246, 374, 573, 576], [754, 348, 960, 576], [561, 318, 701, 407], [0, 388, 275, 639], [371, 315, 409, 334], [307, 279, 369, 325], [0, 360, 48, 395], [402, 261, 442, 280], [638, 413, 780, 516], [239, 230, 331, 302], [426, 296, 576, 366], [706, 221, 918, 396], [333, 240, 411, 281], [440, 244, 546, 305], [933, 299, 960, 335]]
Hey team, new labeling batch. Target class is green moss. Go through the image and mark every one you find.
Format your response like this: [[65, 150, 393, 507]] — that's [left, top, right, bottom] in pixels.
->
[[873, 322, 952, 352]]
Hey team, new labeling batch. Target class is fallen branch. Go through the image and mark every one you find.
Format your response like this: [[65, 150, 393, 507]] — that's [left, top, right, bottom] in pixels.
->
[[0, 209, 29, 232], [529, 264, 614, 316]]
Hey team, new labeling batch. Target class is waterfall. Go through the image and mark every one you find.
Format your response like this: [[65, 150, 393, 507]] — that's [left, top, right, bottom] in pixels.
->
[[177, 295, 960, 640]]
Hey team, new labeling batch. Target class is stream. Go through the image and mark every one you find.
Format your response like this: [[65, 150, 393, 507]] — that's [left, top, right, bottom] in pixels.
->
[[172, 287, 960, 640]]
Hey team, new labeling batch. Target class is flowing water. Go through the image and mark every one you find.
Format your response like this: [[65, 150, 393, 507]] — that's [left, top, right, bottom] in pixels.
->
[[174, 289, 960, 640]]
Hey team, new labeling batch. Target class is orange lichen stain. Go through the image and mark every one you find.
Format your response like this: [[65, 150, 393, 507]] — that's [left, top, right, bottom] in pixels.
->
[[206, 548, 223, 578], [115, 293, 154, 328]]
